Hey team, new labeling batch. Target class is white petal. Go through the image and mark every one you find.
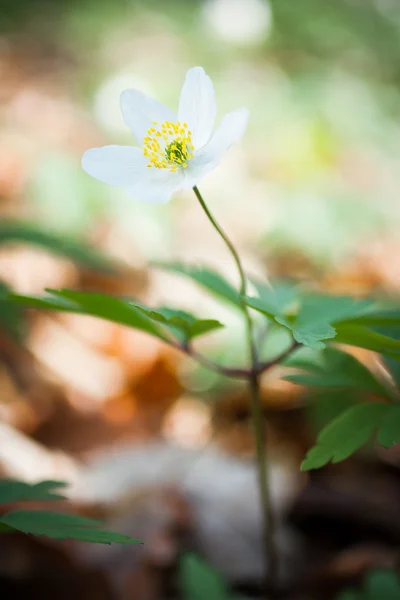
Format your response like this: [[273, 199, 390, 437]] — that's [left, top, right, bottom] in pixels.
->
[[178, 67, 216, 150], [82, 145, 149, 187], [82, 145, 184, 204], [196, 107, 249, 163], [120, 89, 176, 144], [180, 107, 249, 189], [126, 168, 184, 204]]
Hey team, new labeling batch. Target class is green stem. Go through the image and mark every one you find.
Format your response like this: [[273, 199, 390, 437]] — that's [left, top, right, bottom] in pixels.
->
[[193, 185, 279, 589], [193, 186, 247, 296]]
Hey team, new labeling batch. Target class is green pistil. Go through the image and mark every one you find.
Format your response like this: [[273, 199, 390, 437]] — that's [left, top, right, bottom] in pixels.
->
[[165, 140, 187, 165]]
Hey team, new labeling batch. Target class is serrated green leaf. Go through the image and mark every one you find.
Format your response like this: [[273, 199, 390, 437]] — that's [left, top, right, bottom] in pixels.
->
[[285, 347, 388, 397], [247, 292, 372, 349], [245, 279, 299, 318], [377, 405, 400, 448], [251, 279, 299, 314], [134, 305, 224, 342], [0, 479, 67, 504], [246, 299, 330, 348], [291, 295, 372, 349], [154, 263, 241, 308], [245, 295, 280, 319], [297, 294, 372, 327], [287, 319, 336, 349], [309, 390, 359, 433], [338, 309, 400, 328], [133, 305, 195, 342], [10, 289, 168, 341], [179, 553, 232, 600], [0, 221, 115, 273], [301, 403, 389, 471], [334, 324, 400, 358], [0, 510, 141, 545], [273, 314, 335, 350], [189, 319, 224, 338]]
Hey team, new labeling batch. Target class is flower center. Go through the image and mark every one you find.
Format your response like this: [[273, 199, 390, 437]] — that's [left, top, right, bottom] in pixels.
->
[[143, 120, 194, 172]]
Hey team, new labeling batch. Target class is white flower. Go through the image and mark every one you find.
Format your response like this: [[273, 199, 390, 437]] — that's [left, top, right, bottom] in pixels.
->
[[82, 67, 248, 204]]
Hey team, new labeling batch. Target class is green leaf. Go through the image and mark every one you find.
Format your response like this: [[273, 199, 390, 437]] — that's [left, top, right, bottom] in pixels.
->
[[364, 322, 400, 388], [245, 281, 298, 319], [377, 405, 400, 448], [0, 510, 141, 545], [154, 263, 241, 308], [0, 281, 25, 340], [338, 309, 400, 328], [277, 315, 336, 349], [334, 324, 400, 358], [134, 305, 224, 342], [365, 569, 400, 599], [297, 294, 372, 327], [179, 553, 232, 600], [285, 347, 389, 397], [245, 295, 281, 319], [0, 221, 115, 273], [301, 402, 389, 471], [336, 569, 400, 600], [247, 292, 373, 349], [0, 480, 67, 504], [308, 390, 359, 433], [9, 289, 168, 341], [288, 295, 372, 349], [189, 319, 224, 338], [251, 279, 299, 314]]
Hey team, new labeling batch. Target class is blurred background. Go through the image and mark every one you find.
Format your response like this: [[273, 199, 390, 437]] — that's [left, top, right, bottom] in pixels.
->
[[1, 0, 400, 598]]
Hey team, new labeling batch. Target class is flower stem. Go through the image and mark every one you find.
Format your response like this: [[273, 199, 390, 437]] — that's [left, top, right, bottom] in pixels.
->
[[193, 185, 279, 590]]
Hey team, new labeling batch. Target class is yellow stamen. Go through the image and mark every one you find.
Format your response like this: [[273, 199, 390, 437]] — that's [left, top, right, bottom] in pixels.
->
[[142, 119, 195, 171]]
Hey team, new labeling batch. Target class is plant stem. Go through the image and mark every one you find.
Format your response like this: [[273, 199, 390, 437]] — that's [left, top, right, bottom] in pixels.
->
[[175, 339, 300, 380], [193, 185, 279, 590], [249, 370, 278, 584]]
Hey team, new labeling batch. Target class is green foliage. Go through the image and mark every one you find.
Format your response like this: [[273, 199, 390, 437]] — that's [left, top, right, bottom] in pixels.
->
[[286, 347, 397, 450], [8, 279, 400, 473], [0, 478, 140, 545], [0, 281, 25, 340], [179, 553, 233, 600], [340, 309, 400, 328], [10, 289, 168, 341], [271, 292, 400, 470], [0, 479, 67, 503], [307, 390, 358, 434], [246, 291, 373, 349], [336, 569, 400, 600], [301, 402, 400, 470], [334, 324, 400, 358], [154, 263, 241, 308], [10, 289, 224, 345], [363, 320, 400, 388], [246, 287, 400, 357], [248, 279, 299, 316], [0, 510, 140, 544], [134, 305, 224, 343], [0, 221, 115, 273], [285, 347, 389, 397], [376, 405, 400, 448]]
